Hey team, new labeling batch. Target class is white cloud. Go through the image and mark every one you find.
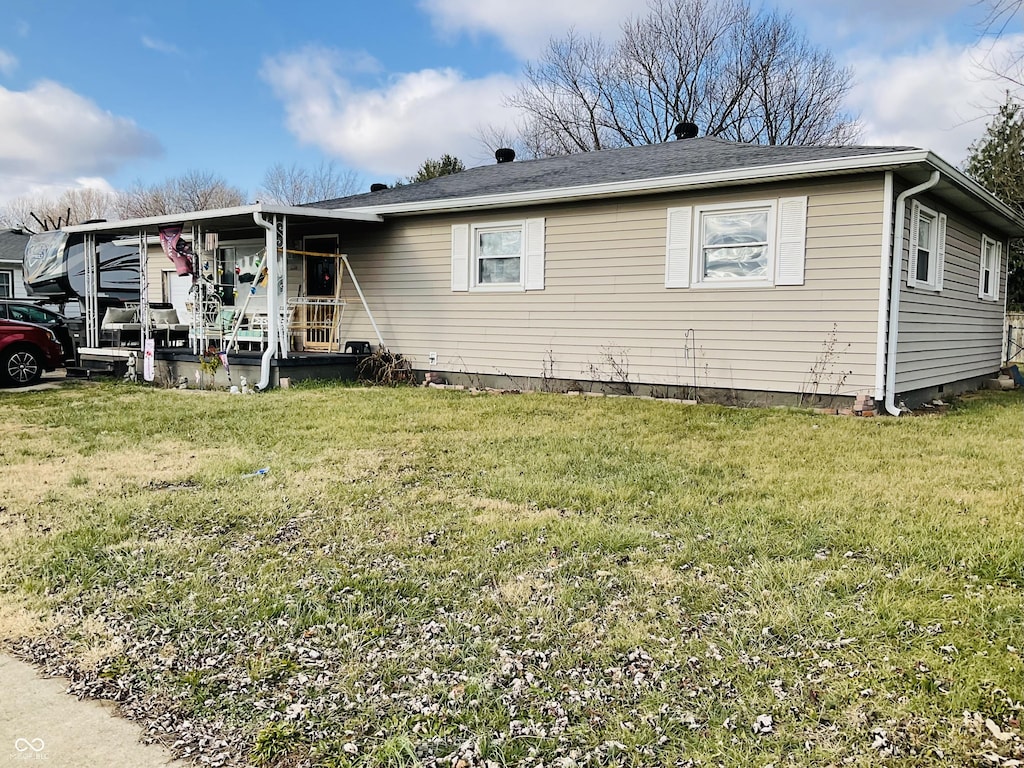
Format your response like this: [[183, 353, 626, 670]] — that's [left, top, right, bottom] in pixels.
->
[[262, 47, 521, 178], [0, 50, 16, 77], [0, 80, 161, 204], [847, 34, 1024, 164], [141, 36, 181, 55], [418, 0, 648, 58]]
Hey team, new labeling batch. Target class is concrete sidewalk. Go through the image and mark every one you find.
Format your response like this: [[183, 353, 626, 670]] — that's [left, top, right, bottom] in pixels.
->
[[0, 654, 187, 767]]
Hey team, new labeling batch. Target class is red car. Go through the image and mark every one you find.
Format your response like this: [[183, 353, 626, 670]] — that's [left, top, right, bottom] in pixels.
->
[[0, 319, 66, 386]]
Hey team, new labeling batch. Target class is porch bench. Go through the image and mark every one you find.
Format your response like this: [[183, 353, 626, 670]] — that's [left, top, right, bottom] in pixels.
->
[[100, 306, 142, 346], [233, 314, 269, 350], [150, 308, 190, 346]]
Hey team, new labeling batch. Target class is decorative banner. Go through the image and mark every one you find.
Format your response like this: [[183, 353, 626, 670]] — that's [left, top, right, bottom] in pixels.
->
[[158, 224, 194, 276], [143, 338, 155, 382]]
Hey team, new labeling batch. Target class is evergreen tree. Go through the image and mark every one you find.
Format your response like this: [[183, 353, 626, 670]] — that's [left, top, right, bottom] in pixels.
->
[[409, 154, 465, 183], [965, 95, 1024, 310]]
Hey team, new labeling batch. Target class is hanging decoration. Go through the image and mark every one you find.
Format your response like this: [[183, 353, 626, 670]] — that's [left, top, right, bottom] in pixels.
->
[[159, 224, 195, 276]]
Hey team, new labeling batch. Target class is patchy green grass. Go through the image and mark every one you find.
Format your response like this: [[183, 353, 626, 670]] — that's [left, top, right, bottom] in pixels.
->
[[0, 381, 1022, 767]]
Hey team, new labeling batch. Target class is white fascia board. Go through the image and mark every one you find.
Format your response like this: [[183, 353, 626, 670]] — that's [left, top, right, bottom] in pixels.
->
[[63, 203, 381, 234], [334, 150, 933, 216]]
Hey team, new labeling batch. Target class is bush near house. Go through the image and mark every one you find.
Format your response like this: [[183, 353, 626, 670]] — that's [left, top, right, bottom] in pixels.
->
[[0, 384, 1021, 767]]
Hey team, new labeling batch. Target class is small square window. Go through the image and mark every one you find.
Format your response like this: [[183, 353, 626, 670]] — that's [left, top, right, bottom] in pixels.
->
[[693, 203, 775, 286]]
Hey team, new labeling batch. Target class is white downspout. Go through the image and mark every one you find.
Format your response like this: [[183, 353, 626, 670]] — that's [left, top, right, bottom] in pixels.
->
[[874, 172, 894, 400], [883, 170, 940, 415], [253, 211, 278, 390]]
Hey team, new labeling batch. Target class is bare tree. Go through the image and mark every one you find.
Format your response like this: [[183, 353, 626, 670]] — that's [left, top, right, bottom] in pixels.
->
[[258, 161, 361, 205], [115, 170, 245, 218], [502, 0, 858, 155], [0, 187, 117, 231], [977, 0, 1024, 89]]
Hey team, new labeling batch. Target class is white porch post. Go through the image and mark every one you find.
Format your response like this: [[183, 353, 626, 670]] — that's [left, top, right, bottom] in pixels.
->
[[138, 229, 149, 348], [281, 216, 289, 359]]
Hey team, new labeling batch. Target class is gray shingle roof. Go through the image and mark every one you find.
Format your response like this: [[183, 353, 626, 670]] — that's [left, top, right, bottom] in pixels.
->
[[0, 229, 28, 263], [308, 137, 919, 210]]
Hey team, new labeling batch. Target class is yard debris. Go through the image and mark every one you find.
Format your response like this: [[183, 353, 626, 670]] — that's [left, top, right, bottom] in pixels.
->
[[241, 467, 270, 478], [752, 714, 774, 734]]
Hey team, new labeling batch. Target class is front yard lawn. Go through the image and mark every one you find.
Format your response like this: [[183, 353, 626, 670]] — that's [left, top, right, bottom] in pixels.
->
[[0, 383, 1021, 767]]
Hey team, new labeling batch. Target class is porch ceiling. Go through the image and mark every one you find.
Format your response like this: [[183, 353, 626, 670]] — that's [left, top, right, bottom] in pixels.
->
[[62, 203, 382, 240]]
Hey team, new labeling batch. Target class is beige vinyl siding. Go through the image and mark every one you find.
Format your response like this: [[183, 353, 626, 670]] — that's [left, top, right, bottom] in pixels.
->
[[895, 193, 1006, 392], [334, 176, 886, 396]]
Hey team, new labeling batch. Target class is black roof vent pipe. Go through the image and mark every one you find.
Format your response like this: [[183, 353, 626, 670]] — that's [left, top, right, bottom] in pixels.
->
[[369, 183, 388, 192], [673, 122, 699, 140], [495, 148, 516, 164]]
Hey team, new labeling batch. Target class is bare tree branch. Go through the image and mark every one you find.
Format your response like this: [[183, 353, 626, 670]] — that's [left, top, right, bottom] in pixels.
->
[[259, 161, 362, 205], [0, 187, 116, 231], [115, 171, 245, 218], [504, 0, 857, 155]]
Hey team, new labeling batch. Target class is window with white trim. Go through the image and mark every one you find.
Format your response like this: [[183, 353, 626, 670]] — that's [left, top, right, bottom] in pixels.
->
[[451, 219, 545, 292], [699, 205, 772, 282], [979, 235, 1001, 301], [0, 270, 11, 298], [907, 201, 945, 292], [476, 225, 523, 286], [665, 197, 807, 289]]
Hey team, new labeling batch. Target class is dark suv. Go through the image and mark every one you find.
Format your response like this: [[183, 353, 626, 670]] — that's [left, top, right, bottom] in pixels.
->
[[0, 319, 66, 386], [0, 299, 77, 364]]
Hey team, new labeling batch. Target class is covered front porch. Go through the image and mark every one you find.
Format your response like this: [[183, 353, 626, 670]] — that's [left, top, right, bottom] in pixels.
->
[[65, 204, 386, 389]]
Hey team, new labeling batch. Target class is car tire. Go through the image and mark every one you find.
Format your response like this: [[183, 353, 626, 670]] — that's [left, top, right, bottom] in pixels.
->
[[1, 345, 44, 386]]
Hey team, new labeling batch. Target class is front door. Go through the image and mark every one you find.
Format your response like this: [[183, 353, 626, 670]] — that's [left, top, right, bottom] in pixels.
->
[[300, 236, 342, 351]]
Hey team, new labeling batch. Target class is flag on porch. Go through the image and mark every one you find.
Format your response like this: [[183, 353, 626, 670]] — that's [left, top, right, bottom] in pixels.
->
[[159, 224, 195, 276]]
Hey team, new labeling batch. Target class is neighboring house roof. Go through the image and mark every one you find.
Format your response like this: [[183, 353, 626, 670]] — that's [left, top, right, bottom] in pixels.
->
[[310, 136, 1024, 237], [0, 228, 29, 266]]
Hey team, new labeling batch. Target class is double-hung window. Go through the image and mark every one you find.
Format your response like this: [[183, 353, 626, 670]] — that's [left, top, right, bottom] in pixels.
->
[[476, 225, 523, 287], [907, 201, 946, 292], [698, 205, 772, 283], [0, 270, 11, 298], [451, 219, 546, 292], [979, 235, 1001, 301]]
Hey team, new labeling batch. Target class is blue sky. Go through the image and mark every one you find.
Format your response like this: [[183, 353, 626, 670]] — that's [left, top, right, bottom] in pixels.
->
[[0, 0, 1021, 207]]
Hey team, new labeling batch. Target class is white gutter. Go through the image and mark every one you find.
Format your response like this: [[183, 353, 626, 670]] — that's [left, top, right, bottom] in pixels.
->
[[63, 203, 381, 234], [874, 172, 895, 400], [883, 170, 940, 416], [253, 211, 278, 391]]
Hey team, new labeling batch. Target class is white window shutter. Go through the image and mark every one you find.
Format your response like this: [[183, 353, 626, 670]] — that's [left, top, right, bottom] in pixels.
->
[[978, 237, 988, 299], [451, 224, 469, 292], [665, 207, 693, 288], [775, 196, 808, 286], [907, 201, 921, 288], [524, 218, 545, 290], [935, 213, 946, 291], [994, 241, 1002, 301]]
